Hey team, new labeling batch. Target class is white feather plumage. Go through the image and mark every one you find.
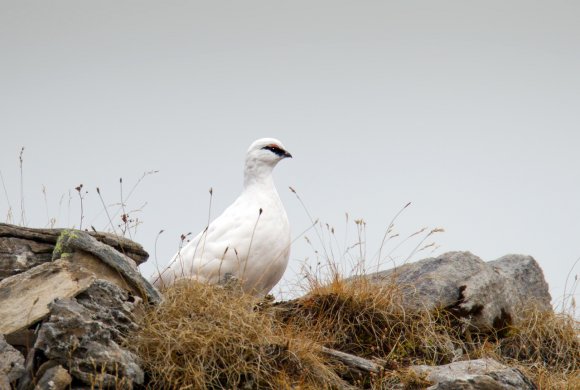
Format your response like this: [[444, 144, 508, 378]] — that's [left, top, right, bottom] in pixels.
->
[[153, 138, 292, 296]]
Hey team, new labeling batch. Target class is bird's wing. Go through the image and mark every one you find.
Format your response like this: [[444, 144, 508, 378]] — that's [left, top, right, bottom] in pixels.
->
[[153, 196, 264, 286]]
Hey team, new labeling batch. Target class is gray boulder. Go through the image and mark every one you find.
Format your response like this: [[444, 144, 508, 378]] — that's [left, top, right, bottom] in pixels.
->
[[34, 280, 144, 388], [489, 254, 552, 311], [411, 358, 536, 389], [364, 251, 551, 330]]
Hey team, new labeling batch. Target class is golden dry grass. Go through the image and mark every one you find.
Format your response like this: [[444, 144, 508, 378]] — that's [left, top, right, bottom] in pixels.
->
[[486, 309, 580, 389], [132, 281, 345, 389], [133, 275, 579, 389], [276, 275, 462, 367]]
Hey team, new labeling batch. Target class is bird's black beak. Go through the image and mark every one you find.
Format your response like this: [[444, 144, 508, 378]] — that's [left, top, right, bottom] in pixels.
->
[[283, 151, 293, 158]]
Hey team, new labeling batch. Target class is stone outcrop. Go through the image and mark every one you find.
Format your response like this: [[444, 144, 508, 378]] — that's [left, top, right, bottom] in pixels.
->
[[0, 223, 158, 389], [362, 251, 552, 331], [0, 224, 551, 389]]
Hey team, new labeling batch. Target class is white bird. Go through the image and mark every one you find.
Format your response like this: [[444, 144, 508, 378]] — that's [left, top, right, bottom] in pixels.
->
[[153, 138, 292, 296]]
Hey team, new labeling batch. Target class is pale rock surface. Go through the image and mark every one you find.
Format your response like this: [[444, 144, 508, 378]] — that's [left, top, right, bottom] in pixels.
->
[[411, 358, 536, 389], [0, 259, 96, 335], [489, 254, 551, 311]]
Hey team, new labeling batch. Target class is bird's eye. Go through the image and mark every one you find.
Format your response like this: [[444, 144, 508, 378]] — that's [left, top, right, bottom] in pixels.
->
[[261, 145, 286, 157]]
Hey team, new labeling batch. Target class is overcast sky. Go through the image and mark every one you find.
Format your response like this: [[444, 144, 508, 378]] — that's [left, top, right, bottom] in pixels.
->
[[1, 1, 579, 307]]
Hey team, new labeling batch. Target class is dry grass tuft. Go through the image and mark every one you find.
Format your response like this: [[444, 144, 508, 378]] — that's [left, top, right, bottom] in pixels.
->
[[497, 309, 579, 370], [485, 309, 580, 389], [132, 281, 344, 389], [277, 275, 462, 367]]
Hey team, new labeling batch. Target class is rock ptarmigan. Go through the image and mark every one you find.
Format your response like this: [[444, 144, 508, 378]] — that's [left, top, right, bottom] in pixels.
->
[[152, 138, 292, 296]]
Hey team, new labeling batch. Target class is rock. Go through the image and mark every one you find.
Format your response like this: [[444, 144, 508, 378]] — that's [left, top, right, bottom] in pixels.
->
[[0, 259, 96, 335], [0, 224, 157, 389], [0, 237, 53, 280], [0, 223, 149, 269], [34, 364, 72, 390], [34, 280, 144, 388], [0, 230, 160, 335], [489, 255, 552, 312], [53, 230, 161, 304], [0, 334, 25, 388], [363, 251, 551, 331], [75, 280, 142, 337], [410, 358, 536, 389]]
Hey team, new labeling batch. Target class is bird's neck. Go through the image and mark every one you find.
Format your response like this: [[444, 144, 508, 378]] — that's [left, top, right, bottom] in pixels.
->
[[243, 160, 276, 191]]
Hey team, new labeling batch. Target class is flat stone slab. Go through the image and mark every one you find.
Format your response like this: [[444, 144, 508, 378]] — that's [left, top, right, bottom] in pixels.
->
[[0, 259, 95, 335]]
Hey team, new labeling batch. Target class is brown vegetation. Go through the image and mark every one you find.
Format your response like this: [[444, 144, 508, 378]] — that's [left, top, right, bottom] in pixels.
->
[[132, 281, 343, 389], [133, 272, 579, 389]]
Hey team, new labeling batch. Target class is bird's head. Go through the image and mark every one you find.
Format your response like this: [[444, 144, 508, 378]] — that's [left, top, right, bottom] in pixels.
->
[[246, 138, 292, 167], [243, 138, 292, 187]]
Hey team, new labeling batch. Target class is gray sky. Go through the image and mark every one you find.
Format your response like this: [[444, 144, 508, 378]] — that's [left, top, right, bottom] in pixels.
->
[[1, 1, 579, 306]]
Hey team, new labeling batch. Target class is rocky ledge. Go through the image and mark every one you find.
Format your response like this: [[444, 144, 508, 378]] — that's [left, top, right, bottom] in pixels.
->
[[0, 223, 159, 389], [0, 223, 559, 389]]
